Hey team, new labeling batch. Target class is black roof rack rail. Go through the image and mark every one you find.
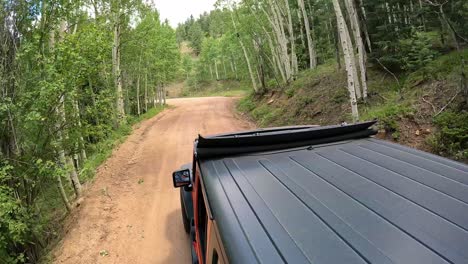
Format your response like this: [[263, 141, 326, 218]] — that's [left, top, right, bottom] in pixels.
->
[[196, 121, 377, 158]]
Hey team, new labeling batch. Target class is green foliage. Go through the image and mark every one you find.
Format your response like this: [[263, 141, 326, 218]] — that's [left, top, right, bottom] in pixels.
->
[[251, 105, 280, 127], [0, 165, 28, 264], [182, 80, 250, 97], [362, 104, 413, 134], [0, 1, 176, 262], [429, 111, 468, 160], [81, 105, 164, 181], [238, 94, 257, 113], [401, 31, 439, 72], [188, 22, 204, 54], [408, 49, 468, 84]]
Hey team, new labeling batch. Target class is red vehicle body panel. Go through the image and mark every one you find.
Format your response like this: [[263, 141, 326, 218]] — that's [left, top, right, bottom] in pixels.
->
[[192, 163, 203, 264]]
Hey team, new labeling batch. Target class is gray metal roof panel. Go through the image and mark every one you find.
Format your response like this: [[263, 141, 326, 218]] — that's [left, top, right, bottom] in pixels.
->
[[199, 138, 468, 264]]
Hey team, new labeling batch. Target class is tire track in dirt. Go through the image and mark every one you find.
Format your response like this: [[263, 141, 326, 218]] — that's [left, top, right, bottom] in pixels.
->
[[53, 97, 254, 264]]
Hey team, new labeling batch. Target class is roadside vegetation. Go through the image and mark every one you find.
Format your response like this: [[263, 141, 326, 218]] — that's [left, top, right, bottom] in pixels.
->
[[239, 50, 467, 161], [177, 1, 467, 162], [0, 1, 177, 262], [180, 80, 251, 97]]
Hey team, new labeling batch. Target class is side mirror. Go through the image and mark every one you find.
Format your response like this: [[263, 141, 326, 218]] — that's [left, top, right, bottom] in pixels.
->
[[172, 169, 192, 188]]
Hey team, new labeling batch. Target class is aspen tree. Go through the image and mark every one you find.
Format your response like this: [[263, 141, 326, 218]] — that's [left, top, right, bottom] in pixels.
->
[[112, 0, 126, 124], [144, 72, 148, 112], [298, 0, 317, 68], [230, 10, 258, 92], [58, 21, 82, 199], [332, 0, 360, 122], [344, 0, 368, 99]]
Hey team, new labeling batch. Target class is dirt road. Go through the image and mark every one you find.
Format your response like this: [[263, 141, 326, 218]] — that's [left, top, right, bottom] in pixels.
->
[[53, 97, 253, 264]]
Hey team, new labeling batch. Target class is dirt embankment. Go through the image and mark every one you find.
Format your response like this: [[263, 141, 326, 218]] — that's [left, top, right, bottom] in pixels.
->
[[53, 97, 253, 264]]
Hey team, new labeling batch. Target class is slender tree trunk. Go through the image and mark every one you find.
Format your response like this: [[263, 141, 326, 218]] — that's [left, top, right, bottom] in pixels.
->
[[296, 9, 306, 52], [56, 21, 82, 198], [263, 1, 291, 81], [358, 0, 372, 51], [113, 1, 125, 124], [73, 100, 87, 162], [332, 0, 359, 122], [284, 0, 298, 75], [57, 172, 72, 212], [67, 156, 82, 197], [344, 0, 368, 99], [298, 0, 317, 69], [222, 58, 228, 79], [230, 11, 258, 92], [214, 59, 220, 80], [334, 27, 342, 70], [209, 64, 214, 80], [344, 27, 362, 99], [136, 75, 141, 115], [263, 25, 285, 82], [419, 0, 427, 31], [144, 72, 148, 112], [232, 55, 239, 80], [153, 85, 159, 107]]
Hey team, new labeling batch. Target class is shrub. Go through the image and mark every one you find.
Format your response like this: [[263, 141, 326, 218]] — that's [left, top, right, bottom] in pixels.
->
[[362, 104, 413, 138], [429, 111, 468, 160], [401, 31, 438, 72], [237, 95, 256, 113]]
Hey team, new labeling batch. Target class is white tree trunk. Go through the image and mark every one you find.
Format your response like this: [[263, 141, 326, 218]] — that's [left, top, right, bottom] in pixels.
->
[[214, 59, 220, 80], [222, 58, 227, 79], [136, 75, 141, 115], [209, 64, 214, 80], [57, 170, 72, 212], [113, 5, 125, 123], [332, 0, 360, 122], [283, 0, 298, 75], [56, 21, 82, 198], [298, 0, 317, 69], [73, 100, 87, 162], [343, 27, 362, 99], [144, 72, 148, 112], [263, 2, 292, 81], [230, 11, 258, 92], [344, 0, 368, 99], [264, 26, 286, 82], [232, 55, 239, 80]]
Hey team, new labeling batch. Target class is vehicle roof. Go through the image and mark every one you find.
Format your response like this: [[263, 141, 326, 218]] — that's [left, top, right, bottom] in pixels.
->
[[199, 137, 468, 264]]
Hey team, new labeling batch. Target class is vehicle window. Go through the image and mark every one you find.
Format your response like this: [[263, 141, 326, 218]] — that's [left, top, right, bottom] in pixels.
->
[[198, 183, 208, 262], [212, 249, 218, 264]]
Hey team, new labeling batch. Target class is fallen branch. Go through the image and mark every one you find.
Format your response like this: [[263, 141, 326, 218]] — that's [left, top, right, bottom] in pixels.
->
[[422, 96, 437, 114], [435, 90, 460, 116], [375, 58, 401, 89]]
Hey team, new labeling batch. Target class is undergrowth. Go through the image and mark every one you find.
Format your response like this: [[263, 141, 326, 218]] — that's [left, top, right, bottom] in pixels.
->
[[238, 49, 468, 162], [429, 111, 468, 160], [81, 105, 165, 181], [181, 80, 250, 97], [36, 105, 165, 263]]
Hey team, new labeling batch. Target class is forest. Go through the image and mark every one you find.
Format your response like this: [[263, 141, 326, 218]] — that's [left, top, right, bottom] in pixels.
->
[[0, 0, 179, 262], [1, 0, 467, 262], [177, 0, 467, 159]]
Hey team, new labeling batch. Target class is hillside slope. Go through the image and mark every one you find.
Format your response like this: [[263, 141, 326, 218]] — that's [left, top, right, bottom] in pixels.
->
[[239, 50, 468, 162]]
